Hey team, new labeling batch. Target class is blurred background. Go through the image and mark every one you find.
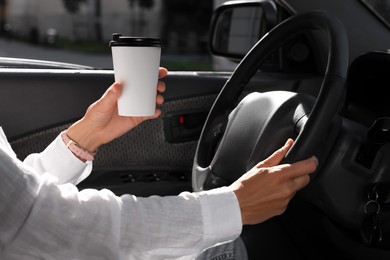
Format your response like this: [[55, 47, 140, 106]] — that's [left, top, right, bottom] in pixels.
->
[[0, 0, 227, 70]]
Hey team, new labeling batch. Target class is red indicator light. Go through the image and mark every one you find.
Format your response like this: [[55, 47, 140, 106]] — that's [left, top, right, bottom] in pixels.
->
[[179, 116, 184, 124]]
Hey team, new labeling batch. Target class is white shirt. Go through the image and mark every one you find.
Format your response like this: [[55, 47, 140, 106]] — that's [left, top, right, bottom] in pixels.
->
[[0, 127, 242, 260]]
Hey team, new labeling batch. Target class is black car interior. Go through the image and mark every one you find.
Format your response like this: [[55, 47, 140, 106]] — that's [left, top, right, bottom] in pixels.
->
[[0, 0, 389, 259]]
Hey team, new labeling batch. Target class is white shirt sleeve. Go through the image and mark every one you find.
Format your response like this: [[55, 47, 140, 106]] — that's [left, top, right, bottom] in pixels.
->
[[23, 133, 92, 185], [0, 136, 242, 260]]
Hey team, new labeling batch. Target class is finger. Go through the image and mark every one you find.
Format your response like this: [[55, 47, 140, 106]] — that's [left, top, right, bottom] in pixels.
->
[[151, 108, 161, 118], [156, 95, 164, 105], [111, 82, 123, 95], [279, 156, 318, 178], [95, 82, 121, 111], [141, 107, 162, 121], [157, 81, 166, 93], [257, 139, 294, 168], [159, 67, 168, 79], [292, 174, 311, 191], [155, 108, 162, 117]]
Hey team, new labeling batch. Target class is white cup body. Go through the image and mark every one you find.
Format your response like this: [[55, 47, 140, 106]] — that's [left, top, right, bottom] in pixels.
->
[[111, 46, 161, 116]]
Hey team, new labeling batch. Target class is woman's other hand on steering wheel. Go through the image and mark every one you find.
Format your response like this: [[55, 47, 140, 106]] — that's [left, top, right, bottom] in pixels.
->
[[229, 139, 318, 225]]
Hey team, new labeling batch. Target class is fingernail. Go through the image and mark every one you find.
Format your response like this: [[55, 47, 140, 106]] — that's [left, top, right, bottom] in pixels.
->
[[284, 138, 293, 146], [312, 156, 319, 167]]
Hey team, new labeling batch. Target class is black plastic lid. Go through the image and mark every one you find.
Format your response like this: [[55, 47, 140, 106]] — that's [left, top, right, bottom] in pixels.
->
[[109, 33, 162, 47]]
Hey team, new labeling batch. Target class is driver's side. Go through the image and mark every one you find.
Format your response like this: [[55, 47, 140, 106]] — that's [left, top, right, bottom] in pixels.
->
[[200, 1, 390, 259]]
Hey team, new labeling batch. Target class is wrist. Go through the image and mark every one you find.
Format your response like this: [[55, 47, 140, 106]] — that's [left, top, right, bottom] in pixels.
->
[[66, 121, 101, 153], [61, 131, 97, 162], [230, 184, 248, 225]]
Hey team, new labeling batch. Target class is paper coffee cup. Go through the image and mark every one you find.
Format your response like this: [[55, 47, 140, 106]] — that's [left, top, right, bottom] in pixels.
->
[[110, 33, 162, 116]]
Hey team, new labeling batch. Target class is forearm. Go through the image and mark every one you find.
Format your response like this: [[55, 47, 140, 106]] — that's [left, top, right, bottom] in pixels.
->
[[119, 187, 242, 258], [2, 165, 241, 260]]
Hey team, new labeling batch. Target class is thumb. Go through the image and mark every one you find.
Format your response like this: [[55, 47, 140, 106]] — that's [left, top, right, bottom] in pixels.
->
[[95, 82, 122, 112]]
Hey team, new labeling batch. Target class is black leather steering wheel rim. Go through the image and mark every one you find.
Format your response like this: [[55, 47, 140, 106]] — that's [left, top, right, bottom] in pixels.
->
[[192, 11, 349, 191]]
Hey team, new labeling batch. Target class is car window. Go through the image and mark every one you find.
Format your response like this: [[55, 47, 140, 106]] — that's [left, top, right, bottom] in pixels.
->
[[0, 0, 213, 71], [360, 0, 390, 29]]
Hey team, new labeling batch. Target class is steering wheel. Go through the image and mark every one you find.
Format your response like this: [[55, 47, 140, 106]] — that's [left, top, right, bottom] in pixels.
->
[[192, 11, 349, 191]]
